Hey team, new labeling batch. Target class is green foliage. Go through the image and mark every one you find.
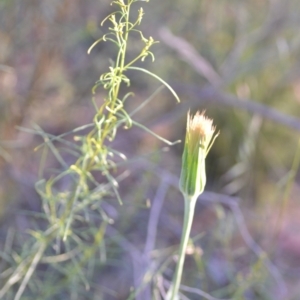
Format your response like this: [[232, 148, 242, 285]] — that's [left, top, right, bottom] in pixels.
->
[[1, 0, 300, 299], [0, 1, 180, 298]]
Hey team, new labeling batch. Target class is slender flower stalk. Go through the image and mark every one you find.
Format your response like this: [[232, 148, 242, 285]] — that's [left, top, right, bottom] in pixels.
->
[[167, 110, 218, 300]]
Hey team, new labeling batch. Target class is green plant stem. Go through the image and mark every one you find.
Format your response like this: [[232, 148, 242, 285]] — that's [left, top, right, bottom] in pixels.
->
[[168, 194, 197, 300], [99, 3, 130, 146]]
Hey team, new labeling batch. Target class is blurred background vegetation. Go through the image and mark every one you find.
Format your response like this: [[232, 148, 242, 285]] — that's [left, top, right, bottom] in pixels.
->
[[1, 0, 300, 299]]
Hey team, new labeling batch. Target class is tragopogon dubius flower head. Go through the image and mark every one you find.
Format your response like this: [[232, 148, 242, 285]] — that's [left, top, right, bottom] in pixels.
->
[[179, 111, 218, 198]]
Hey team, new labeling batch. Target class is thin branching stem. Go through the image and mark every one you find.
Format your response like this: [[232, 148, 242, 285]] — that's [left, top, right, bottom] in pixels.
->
[[168, 195, 197, 300], [1, 0, 181, 298]]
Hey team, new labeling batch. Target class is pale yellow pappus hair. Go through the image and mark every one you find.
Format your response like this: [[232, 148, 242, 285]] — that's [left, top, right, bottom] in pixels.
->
[[179, 110, 218, 198]]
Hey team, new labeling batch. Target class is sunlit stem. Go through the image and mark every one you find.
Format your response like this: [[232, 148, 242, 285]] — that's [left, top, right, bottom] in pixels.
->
[[168, 194, 198, 300]]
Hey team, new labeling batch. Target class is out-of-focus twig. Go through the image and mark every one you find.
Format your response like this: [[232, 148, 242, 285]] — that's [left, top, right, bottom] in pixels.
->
[[201, 192, 288, 300], [145, 84, 300, 133], [157, 27, 300, 133], [137, 179, 169, 300], [163, 278, 230, 300], [137, 160, 288, 299], [144, 180, 169, 255], [106, 226, 144, 298], [180, 284, 231, 300], [159, 27, 222, 88], [106, 176, 170, 300], [220, 0, 289, 78]]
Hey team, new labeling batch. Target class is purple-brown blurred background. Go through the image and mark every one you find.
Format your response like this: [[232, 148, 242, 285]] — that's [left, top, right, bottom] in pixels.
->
[[1, 0, 300, 299]]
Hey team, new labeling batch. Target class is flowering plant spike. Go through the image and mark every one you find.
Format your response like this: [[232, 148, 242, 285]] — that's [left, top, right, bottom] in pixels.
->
[[179, 111, 218, 198], [168, 110, 218, 300]]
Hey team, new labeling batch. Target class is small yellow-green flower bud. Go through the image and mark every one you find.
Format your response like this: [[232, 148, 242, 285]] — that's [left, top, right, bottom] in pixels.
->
[[179, 111, 218, 198]]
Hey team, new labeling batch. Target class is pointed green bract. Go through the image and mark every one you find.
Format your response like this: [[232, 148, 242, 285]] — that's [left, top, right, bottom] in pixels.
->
[[179, 110, 218, 199], [169, 110, 218, 300], [179, 135, 206, 197]]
